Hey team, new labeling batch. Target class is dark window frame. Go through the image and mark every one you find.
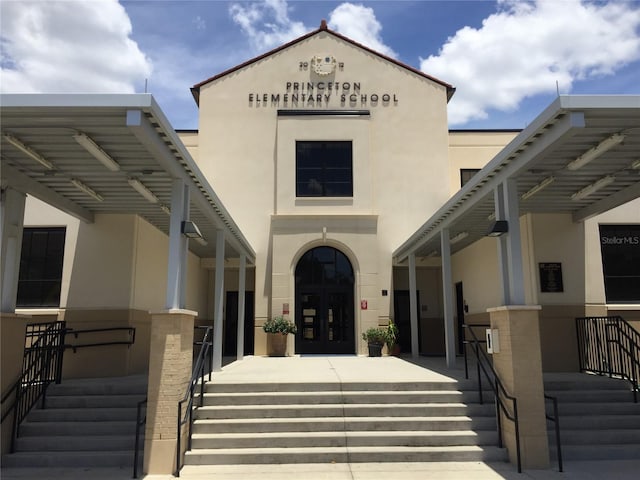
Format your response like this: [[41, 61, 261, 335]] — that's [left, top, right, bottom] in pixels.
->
[[460, 169, 481, 188], [296, 141, 353, 197], [599, 224, 640, 304], [16, 227, 66, 308]]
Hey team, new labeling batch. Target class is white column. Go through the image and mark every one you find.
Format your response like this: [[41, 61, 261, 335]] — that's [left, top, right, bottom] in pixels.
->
[[494, 184, 510, 305], [0, 188, 26, 312], [503, 179, 525, 304], [166, 179, 187, 310], [212, 229, 225, 372], [236, 254, 246, 360], [179, 184, 190, 309], [408, 253, 419, 357], [441, 228, 456, 368]]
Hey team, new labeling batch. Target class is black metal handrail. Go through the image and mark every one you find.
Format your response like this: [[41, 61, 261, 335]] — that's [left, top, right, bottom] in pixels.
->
[[576, 316, 640, 402], [1, 322, 138, 454], [544, 394, 563, 472], [133, 397, 147, 479], [175, 326, 213, 477], [463, 324, 522, 473], [463, 323, 489, 380], [1, 321, 66, 452], [65, 326, 136, 352]]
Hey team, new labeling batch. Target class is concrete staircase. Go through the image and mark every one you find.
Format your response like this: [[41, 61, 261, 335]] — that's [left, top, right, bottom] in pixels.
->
[[183, 380, 508, 466], [545, 374, 640, 461], [1, 375, 147, 468]]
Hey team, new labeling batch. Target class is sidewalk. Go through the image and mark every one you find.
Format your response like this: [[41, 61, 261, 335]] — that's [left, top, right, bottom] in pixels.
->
[[3, 459, 640, 480]]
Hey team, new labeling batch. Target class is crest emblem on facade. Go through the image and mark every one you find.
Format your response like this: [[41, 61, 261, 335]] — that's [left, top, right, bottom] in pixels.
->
[[311, 55, 337, 76]]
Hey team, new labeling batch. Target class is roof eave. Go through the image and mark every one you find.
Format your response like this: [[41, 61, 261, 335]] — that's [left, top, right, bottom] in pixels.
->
[[190, 24, 455, 105]]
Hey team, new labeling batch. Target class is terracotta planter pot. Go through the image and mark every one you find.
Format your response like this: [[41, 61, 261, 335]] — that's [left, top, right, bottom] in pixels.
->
[[267, 333, 288, 356]]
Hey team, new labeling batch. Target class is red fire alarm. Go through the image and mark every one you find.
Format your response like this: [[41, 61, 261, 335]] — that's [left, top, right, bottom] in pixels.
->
[[360, 300, 368, 310]]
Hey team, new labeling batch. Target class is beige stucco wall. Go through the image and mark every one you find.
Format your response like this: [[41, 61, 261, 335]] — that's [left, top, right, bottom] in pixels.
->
[[196, 32, 451, 353], [448, 130, 519, 194], [17, 196, 209, 378], [177, 130, 199, 162]]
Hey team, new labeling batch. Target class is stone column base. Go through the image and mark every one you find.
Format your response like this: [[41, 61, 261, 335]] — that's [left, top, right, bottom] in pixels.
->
[[488, 305, 549, 470], [143, 309, 196, 475]]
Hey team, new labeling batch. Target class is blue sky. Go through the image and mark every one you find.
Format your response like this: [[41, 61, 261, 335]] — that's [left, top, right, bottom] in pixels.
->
[[2, 1, 640, 130]]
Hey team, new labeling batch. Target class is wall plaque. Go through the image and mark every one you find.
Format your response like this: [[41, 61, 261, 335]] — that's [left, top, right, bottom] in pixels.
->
[[539, 262, 564, 292]]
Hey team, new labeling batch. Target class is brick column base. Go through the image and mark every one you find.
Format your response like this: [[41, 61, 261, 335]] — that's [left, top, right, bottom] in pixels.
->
[[143, 309, 196, 475], [488, 305, 549, 470]]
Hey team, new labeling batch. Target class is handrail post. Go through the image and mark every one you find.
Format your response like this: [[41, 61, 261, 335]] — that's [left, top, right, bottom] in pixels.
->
[[463, 324, 469, 379], [513, 398, 521, 473], [176, 400, 182, 477], [475, 343, 483, 405]]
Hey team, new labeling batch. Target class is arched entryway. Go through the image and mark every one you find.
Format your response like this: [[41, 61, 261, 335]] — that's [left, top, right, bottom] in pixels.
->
[[295, 246, 355, 354]]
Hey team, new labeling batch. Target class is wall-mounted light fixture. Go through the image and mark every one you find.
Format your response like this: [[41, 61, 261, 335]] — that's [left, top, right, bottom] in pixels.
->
[[70, 178, 104, 202], [159, 204, 171, 215], [486, 220, 508, 237], [566, 133, 624, 171], [571, 175, 615, 201], [128, 177, 158, 204], [73, 132, 120, 172], [4, 134, 54, 170], [450, 231, 469, 244], [521, 176, 555, 201], [631, 159, 640, 170], [181, 220, 203, 239]]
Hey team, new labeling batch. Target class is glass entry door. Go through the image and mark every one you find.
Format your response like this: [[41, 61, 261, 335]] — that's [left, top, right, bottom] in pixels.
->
[[295, 247, 355, 354]]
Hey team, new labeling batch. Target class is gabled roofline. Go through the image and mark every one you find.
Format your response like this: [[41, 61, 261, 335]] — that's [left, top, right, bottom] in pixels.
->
[[190, 20, 455, 105]]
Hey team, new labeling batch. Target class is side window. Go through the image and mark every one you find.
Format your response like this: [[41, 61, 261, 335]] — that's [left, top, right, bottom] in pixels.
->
[[599, 225, 640, 303], [460, 169, 481, 188], [17, 227, 66, 307], [296, 141, 353, 197]]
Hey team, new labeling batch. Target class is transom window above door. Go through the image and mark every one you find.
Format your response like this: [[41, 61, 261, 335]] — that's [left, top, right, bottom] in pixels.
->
[[296, 141, 353, 197]]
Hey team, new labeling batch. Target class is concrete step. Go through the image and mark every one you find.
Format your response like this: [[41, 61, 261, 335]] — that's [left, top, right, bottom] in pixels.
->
[[183, 445, 508, 465], [549, 428, 640, 445], [14, 434, 140, 452], [195, 403, 494, 420], [26, 407, 138, 422], [192, 416, 497, 434], [549, 414, 640, 430], [19, 420, 139, 436], [0, 451, 135, 468], [550, 444, 640, 461], [190, 430, 499, 449], [44, 394, 146, 409], [46, 375, 147, 396], [554, 402, 640, 416], [544, 390, 634, 403], [206, 381, 483, 394], [200, 390, 486, 405], [544, 375, 632, 391]]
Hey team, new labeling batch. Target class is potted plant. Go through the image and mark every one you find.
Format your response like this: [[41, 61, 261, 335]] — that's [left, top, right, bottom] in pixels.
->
[[385, 319, 400, 356], [362, 327, 387, 357], [263, 315, 297, 357]]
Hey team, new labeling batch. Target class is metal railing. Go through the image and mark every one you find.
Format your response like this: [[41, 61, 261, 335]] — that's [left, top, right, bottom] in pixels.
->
[[576, 316, 640, 402], [463, 324, 522, 473], [133, 397, 147, 479], [1, 322, 137, 453], [544, 394, 563, 472], [1, 321, 66, 451], [175, 326, 213, 477]]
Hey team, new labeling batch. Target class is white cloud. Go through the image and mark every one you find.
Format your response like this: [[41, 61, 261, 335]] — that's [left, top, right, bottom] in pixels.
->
[[328, 3, 397, 58], [229, 1, 396, 58], [420, 0, 640, 125], [229, 0, 307, 52], [0, 0, 151, 93]]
